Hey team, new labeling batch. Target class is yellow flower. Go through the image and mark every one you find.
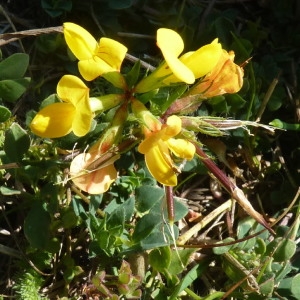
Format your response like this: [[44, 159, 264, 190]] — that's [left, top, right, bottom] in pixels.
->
[[138, 115, 195, 186], [63, 22, 128, 81], [188, 50, 244, 97], [135, 28, 222, 93], [30, 75, 92, 138], [70, 150, 119, 194]]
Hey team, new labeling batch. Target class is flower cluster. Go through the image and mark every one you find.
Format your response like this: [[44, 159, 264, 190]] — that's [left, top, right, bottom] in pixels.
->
[[30, 22, 243, 194]]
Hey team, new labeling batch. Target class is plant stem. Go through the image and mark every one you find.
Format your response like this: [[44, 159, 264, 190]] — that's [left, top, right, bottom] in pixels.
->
[[193, 143, 275, 235]]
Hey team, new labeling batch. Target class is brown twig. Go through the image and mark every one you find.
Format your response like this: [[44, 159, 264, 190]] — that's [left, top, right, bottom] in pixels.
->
[[0, 26, 63, 46]]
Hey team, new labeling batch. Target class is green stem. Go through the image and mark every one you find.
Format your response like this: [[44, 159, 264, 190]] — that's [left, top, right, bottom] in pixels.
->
[[202, 291, 225, 300], [184, 287, 203, 299]]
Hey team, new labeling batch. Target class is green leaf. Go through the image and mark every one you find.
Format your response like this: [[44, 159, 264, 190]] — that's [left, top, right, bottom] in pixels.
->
[[24, 202, 51, 249], [136, 89, 159, 104], [150, 85, 187, 114], [106, 206, 125, 231], [237, 217, 256, 238], [39, 93, 60, 109], [96, 230, 117, 253], [213, 17, 236, 46], [0, 186, 21, 195], [169, 261, 210, 300], [0, 105, 11, 122], [124, 60, 141, 88], [259, 273, 275, 297], [4, 123, 30, 162], [226, 93, 246, 112], [272, 261, 292, 283], [291, 274, 300, 299], [254, 238, 266, 255], [267, 85, 285, 111], [0, 78, 31, 103], [102, 71, 126, 89], [269, 119, 300, 131], [105, 196, 135, 223], [266, 238, 296, 262], [135, 185, 164, 213], [278, 277, 294, 298], [89, 194, 103, 216], [139, 227, 176, 250], [213, 237, 236, 255], [0, 53, 29, 80], [173, 197, 189, 222], [149, 246, 172, 273], [41, 0, 72, 17], [168, 248, 196, 275], [61, 209, 79, 229], [132, 212, 162, 243], [71, 197, 89, 220], [35, 34, 64, 54], [207, 96, 228, 113]]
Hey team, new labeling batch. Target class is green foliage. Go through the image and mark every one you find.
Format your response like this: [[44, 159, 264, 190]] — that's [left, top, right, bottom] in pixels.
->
[[0, 106, 11, 123], [41, 0, 72, 17], [0, 53, 30, 103], [13, 270, 46, 300], [4, 123, 30, 163], [212, 218, 300, 299]]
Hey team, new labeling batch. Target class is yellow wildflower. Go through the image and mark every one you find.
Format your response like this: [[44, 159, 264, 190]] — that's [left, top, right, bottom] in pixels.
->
[[135, 28, 222, 93], [63, 22, 128, 81], [138, 115, 195, 186], [188, 50, 244, 97], [30, 75, 92, 138]]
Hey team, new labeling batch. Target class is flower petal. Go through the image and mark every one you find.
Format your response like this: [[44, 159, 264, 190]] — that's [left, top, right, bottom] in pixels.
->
[[180, 39, 222, 79], [138, 133, 158, 154], [188, 50, 244, 97], [57, 75, 92, 136], [163, 115, 182, 139], [30, 103, 75, 138], [157, 28, 184, 57], [166, 138, 195, 160], [78, 59, 115, 81], [57, 75, 90, 106], [72, 105, 92, 137], [63, 22, 98, 60], [144, 144, 177, 186], [95, 38, 128, 70], [157, 28, 195, 84], [70, 153, 117, 194]]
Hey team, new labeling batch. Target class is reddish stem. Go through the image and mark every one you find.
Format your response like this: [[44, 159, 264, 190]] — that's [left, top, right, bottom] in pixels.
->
[[194, 144, 235, 193], [165, 186, 174, 225]]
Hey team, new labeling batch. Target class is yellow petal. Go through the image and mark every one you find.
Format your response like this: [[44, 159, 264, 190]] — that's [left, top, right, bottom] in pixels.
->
[[180, 39, 222, 79], [72, 106, 92, 137], [144, 144, 177, 186], [78, 59, 115, 81], [157, 28, 184, 57], [164, 51, 195, 84], [163, 115, 182, 139], [157, 28, 195, 84], [95, 38, 128, 70], [57, 75, 92, 136], [30, 103, 75, 138], [166, 138, 195, 160], [57, 75, 89, 106], [70, 153, 117, 194], [188, 50, 244, 97], [138, 132, 161, 154], [63, 22, 97, 60]]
